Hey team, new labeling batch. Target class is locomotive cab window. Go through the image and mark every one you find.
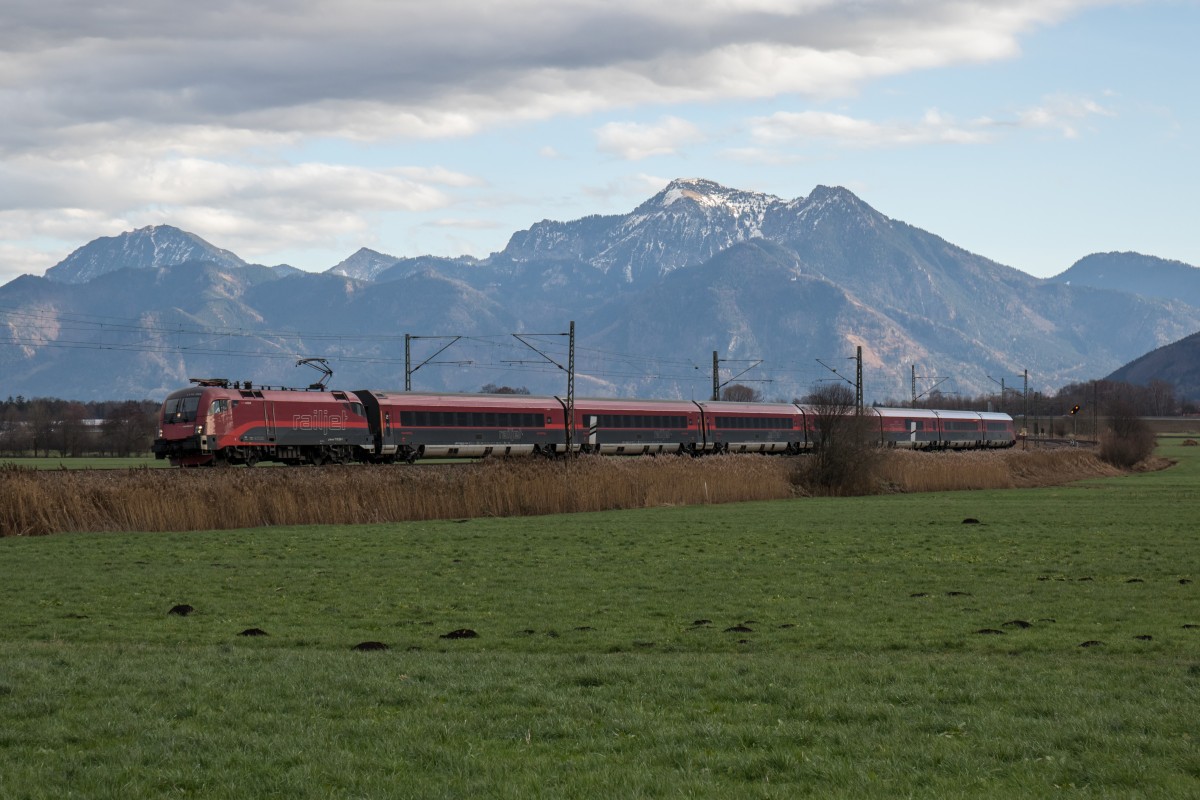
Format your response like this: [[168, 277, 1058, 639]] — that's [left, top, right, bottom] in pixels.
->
[[209, 399, 230, 415], [163, 395, 201, 424]]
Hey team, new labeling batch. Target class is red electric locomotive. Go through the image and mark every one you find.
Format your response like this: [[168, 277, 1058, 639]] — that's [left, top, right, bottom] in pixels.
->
[[154, 379, 374, 466]]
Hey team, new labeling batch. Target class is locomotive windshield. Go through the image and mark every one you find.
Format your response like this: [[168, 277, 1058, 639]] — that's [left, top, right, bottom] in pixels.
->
[[162, 394, 201, 424]]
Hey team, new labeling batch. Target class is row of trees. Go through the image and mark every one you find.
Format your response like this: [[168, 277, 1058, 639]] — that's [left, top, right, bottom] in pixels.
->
[[892, 378, 1188, 418], [0, 397, 159, 457]]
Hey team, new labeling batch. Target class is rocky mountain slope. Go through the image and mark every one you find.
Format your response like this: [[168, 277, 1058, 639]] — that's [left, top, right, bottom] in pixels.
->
[[3, 179, 1198, 401]]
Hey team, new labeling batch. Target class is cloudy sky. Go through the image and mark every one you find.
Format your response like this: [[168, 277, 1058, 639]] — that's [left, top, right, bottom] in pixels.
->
[[1, 0, 1196, 285]]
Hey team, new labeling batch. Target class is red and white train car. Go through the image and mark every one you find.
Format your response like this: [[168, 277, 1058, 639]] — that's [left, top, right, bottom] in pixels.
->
[[153, 380, 1016, 466]]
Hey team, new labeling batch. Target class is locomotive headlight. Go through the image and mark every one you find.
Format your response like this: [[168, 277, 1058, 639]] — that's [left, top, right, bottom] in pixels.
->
[[195, 425, 204, 435], [157, 427, 163, 438]]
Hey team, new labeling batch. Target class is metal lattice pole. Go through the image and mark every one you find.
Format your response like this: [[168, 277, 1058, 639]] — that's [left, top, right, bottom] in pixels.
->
[[855, 346, 863, 415], [712, 351, 720, 402]]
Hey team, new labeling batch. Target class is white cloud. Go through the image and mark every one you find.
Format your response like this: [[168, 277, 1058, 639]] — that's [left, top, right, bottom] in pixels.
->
[[596, 117, 706, 160], [751, 109, 993, 148], [424, 218, 503, 230], [0, 156, 466, 279], [1016, 94, 1116, 138], [0, 0, 1114, 155], [0, 0, 1123, 283]]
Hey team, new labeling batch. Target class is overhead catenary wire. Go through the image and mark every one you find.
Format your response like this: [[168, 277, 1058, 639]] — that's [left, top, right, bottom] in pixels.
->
[[0, 306, 839, 393]]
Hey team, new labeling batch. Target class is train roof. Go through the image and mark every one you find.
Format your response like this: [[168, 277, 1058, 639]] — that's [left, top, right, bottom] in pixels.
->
[[695, 400, 801, 414], [162, 385, 363, 402], [573, 397, 697, 412], [361, 391, 561, 410], [871, 407, 1013, 422]]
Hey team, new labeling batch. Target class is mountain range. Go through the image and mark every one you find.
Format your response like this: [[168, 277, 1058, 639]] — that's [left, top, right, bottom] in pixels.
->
[[2, 177, 1198, 402]]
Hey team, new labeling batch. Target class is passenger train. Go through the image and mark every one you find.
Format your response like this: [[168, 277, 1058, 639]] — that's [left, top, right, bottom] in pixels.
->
[[152, 378, 1016, 467]]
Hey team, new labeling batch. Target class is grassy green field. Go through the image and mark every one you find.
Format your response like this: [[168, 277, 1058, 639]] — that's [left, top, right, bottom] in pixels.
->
[[0, 455, 166, 470], [1, 443, 1198, 797]]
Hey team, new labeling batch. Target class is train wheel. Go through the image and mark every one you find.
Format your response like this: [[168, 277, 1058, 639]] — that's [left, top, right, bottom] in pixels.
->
[[244, 450, 260, 467]]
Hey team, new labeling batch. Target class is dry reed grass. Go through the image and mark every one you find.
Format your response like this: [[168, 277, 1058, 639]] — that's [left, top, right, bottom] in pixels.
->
[[876, 448, 1124, 492], [0, 449, 1133, 536], [0, 456, 793, 536]]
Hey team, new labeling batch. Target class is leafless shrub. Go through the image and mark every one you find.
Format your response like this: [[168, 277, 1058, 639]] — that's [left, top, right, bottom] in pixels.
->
[[793, 384, 881, 496], [1099, 399, 1157, 468]]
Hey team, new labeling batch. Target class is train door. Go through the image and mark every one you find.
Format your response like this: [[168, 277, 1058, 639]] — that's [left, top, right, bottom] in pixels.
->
[[208, 397, 233, 438], [691, 401, 711, 452]]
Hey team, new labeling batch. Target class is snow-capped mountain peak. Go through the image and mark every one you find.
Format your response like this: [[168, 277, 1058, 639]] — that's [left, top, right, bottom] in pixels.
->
[[44, 224, 246, 284], [325, 248, 400, 282]]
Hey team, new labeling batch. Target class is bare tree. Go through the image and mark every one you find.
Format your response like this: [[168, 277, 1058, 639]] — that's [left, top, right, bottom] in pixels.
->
[[720, 383, 762, 402], [29, 400, 55, 458], [797, 383, 881, 496], [479, 384, 531, 395], [102, 401, 154, 457], [57, 402, 88, 457], [1099, 397, 1156, 468]]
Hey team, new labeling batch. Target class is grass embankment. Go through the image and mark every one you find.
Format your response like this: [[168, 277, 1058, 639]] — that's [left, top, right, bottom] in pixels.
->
[[0, 442, 1197, 797], [2, 448, 1125, 536], [0, 456, 166, 470]]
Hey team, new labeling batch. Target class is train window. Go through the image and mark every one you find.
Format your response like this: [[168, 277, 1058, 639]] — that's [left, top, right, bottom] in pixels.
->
[[986, 421, 1010, 431], [348, 403, 366, 417], [456, 412, 469, 427], [415, 411, 428, 427], [484, 413, 496, 427], [163, 394, 201, 424], [208, 399, 229, 415]]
